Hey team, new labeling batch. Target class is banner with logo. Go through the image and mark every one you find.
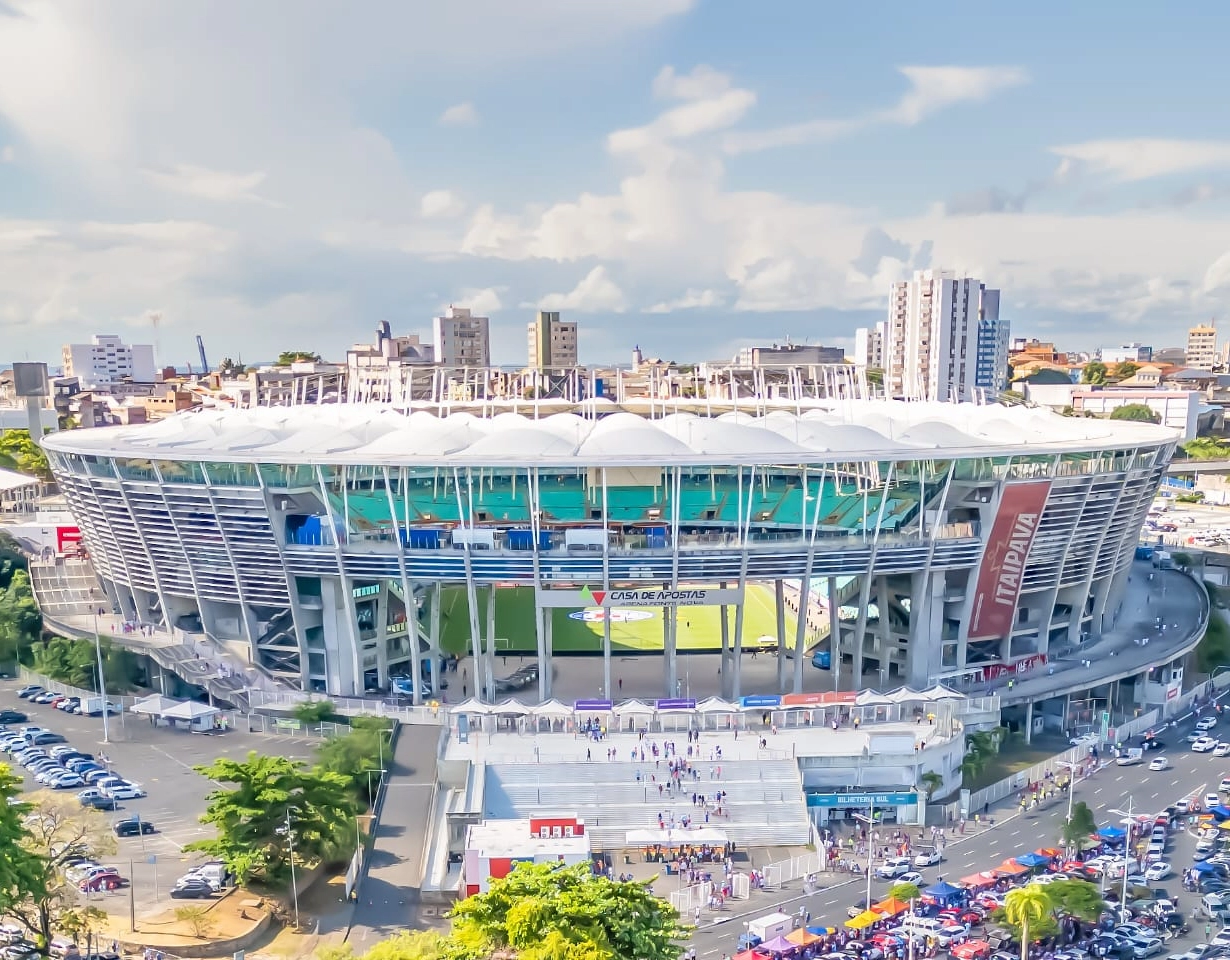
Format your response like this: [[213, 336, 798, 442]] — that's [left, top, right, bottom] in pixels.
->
[[540, 587, 744, 608], [968, 480, 1051, 640]]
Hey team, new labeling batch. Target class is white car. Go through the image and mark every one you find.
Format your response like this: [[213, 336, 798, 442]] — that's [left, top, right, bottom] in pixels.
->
[[1213, 743, 1230, 758], [1219, 778, 1230, 792], [1197, 717, 1219, 732], [1148, 756, 1169, 771], [875, 857, 911, 879], [1208, 793, 1224, 808], [898, 871, 924, 885], [1193, 737, 1218, 753], [1132, 938, 1164, 958], [914, 849, 943, 867], [104, 782, 145, 800], [1145, 862, 1172, 881]]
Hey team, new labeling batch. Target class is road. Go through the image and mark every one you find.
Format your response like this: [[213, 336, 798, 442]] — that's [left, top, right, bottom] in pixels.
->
[[0, 679, 319, 918], [691, 704, 1228, 957]]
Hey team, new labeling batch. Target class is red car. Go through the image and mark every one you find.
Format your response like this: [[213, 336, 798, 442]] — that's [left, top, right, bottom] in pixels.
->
[[79, 872, 124, 892]]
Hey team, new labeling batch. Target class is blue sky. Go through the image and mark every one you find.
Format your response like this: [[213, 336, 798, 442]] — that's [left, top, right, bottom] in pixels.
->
[[1, 0, 1228, 368]]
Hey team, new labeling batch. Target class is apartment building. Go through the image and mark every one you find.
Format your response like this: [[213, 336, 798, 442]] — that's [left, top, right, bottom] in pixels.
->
[[433, 307, 491, 367], [1186, 323, 1218, 371], [61, 335, 156, 390], [527, 311, 578, 369]]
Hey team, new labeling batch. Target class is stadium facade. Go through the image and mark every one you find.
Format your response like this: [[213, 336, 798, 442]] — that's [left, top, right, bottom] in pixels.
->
[[41, 400, 1177, 703]]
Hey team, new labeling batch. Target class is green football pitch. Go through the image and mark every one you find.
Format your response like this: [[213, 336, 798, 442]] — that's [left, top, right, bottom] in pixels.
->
[[436, 584, 787, 654]]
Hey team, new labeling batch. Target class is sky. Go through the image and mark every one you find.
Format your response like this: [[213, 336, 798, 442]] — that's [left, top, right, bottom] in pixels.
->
[[1, 0, 1229, 369]]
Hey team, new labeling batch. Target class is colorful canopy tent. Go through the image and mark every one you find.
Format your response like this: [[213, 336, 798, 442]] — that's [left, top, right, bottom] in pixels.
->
[[923, 881, 965, 902], [1211, 805, 1230, 820], [733, 952, 763, 960], [958, 872, 997, 889], [1015, 852, 1051, 868], [758, 936, 799, 955], [786, 929, 822, 946], [846, 911, 881, 930], [1035, 848, 1063, 858], [993, 861, 1028, 877], [806, 927, 837, 937], [872, 898, 911, 917], [1191, 861, 1220, 874], [1097, 825, 1126, 840]]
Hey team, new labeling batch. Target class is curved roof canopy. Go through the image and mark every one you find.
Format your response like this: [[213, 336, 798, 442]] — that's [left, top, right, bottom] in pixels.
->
[[42, 399, 1177, 467]]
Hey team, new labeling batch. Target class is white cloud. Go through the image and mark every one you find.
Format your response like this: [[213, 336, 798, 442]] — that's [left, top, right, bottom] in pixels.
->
[[652, 64, 731, 101], [538, 266, 626, 312], [609, 66, 755, 155], [438, 101, 478, 127], [0, 145, 14, 163], [448, 286, 504, 316], [1204, 251, 1230, 294], [1050, 139, 1230, 182], [420, 189, 466, 219], [142, 163, 270, 203], [725, 65, 1028, 154], [646, 288, 724, 312]]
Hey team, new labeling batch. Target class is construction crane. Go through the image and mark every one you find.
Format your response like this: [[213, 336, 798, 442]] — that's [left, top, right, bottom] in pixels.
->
[[195, 335, 209, 374]]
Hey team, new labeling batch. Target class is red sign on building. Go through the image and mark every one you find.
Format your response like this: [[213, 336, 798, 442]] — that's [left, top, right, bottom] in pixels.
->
[[968, 481, 1051, 640]]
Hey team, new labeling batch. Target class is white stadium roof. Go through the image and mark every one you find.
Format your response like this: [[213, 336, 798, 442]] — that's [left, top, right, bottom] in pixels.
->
[[41, 400, 1178, 467]]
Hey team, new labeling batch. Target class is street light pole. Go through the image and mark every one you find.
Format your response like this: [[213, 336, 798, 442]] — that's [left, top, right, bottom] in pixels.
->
[[285, 808, 300, 929], [93, 612, 109, 744], [1109, 798, 1135, 921], [853, 804, 876, 910]]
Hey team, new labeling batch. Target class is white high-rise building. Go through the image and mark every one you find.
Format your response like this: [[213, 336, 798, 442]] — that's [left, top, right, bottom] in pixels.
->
[[432, 307, 491, 367], [853, 321, 887, 370], [875, 270, 1007, 402], [61, 334, 156, 390]]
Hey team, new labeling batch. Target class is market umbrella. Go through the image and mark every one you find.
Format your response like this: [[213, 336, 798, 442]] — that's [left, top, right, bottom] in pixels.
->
[[994, 861, 1028, 877], [786, 929, 822, 946], [758, 936, 798, 955], [872, 897, 911, 916], [846, 911, 881, 930], [807, 927, 836, 937], [1015, 852, 1050, 868]]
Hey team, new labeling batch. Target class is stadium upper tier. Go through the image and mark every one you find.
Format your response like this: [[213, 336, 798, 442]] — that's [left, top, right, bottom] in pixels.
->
[[42, 400, 1175, 466]]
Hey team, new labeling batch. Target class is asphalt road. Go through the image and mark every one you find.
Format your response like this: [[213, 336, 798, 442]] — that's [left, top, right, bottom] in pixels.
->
[[0, 679, 319, 918], [691, 707, 1229, 957]]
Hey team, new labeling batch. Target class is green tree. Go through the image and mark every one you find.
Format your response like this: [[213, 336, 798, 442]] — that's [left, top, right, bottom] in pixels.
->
[[5, 790, 117, 946], [0, 568, 43, 664], [0, 430, 51, 480], [1081, 361, 1107, 385], [866, 368, 884, 387], [888, 882, 922, 903], [1044, 878, 1104, 924], [918, 772, 944, 799], [314, 931, 446, 960], [188, 751, 357, 885], [1198, 611, 1230, 673], [960, 727, 1007, 785], [448, 861, 687, 960], [173, 905, 217, 939], [1109, 403, 1161, 424], [293, 699, 338, 725], [217, 358, 246, 377], [1003, 884, 1053, 959], [28, 636, 135, 692], [1061, 800, 1097, 849], [277, 351, 323, 366], [315, 716, 393, 806], [1110, 362, 1139, 381], [1181, 437, 1230, 461], [1171, 551, 1195, 572], [0, 767, 43, 922]]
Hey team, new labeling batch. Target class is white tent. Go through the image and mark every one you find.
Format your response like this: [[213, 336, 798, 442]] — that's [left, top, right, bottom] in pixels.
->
[[885, 687, 922, 704], [162, 700, 220, 720], [130, 694, 182, 716], [695, 697, 737, 714], [625, 827, 729, 846], [492, 698, 531, 715], [531, 699, 573, 718], [612, 699, 654, 716], [921, 684, 965, 701], [855, 690, 892, 706], [451, 698, 494, 715]]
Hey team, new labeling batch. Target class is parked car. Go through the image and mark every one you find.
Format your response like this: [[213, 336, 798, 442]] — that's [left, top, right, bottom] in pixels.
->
[[169, 878, 214, 899], [103, 782, 145, 801], [0, 710, 28, 724], [79, 873, 125, 892], [27, 732, 66, 746], [15, 685, 43, 699], [113, 817, 155, 837], [81, 795, 118, 811], [55, 697, 81, 713]]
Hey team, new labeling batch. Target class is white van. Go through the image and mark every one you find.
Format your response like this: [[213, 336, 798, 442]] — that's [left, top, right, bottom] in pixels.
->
[[47, 938, 79, 958], [899, 917, 946, 939], [186, 861, 228, 889]]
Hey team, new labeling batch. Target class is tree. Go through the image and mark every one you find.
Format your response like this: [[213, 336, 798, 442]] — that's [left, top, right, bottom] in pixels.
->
[[1198, 611, 1230, 673], [0, 430, 51, 480], [28, 636, 136, 692], [1081, 362, 1107, 385], [1044, 878, 1104, 925], [1109, 403, 1160, 424], [188, 752, 357, 885], [314, 931, 446, 960], [1061, 800, 1097, 849], [961, 727, 1007, 784], [1110, 362, 1139, 381], [174, 905, 217, 939], [918, 772, 944, 799], [293, 699, 338, 726], [1171, 551, 1195, 572], [1003, 884, 1053, 959], [0, 767, 43, 921], [217, 358, 246, 377], [0, 568, 42, 664], [865, 368, 884, 388], [448, 861, 687, 960], [277, 351, 322, 366], [5, 790, 117, 946], [1181, 437, 1230, 461], [888, 882, 922, 903], [315, 716, 393, 806]]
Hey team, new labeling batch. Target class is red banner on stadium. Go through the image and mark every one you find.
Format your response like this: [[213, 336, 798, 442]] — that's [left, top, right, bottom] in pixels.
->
[[968, 481, 1051, 640], [781, 691, 857, 707]]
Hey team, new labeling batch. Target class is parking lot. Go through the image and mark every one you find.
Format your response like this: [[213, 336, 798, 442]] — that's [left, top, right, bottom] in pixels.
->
[[0, 679, 320, 918]]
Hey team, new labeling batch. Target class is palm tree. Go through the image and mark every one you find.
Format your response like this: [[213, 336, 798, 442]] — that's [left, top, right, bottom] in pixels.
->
[[1004, 885, 1050, 960]]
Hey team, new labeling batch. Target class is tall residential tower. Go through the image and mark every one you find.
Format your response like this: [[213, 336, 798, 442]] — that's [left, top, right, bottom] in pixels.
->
[[527, 311, 578, 369]]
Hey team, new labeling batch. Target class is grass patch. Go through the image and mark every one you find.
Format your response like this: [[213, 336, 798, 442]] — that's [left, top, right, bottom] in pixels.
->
[[437, 584, 785, 654], [963, 735, 1067, 793]]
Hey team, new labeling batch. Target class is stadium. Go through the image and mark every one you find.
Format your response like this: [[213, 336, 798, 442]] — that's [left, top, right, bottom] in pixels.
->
[[40, 399, 1177, 704]]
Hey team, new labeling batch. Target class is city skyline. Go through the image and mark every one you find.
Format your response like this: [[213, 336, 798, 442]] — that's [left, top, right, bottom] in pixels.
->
[[1, 1, 1229, 366]]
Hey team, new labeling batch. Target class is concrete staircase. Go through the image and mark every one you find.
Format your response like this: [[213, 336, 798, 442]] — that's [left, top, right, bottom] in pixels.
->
[[482, 758, 811, 849]]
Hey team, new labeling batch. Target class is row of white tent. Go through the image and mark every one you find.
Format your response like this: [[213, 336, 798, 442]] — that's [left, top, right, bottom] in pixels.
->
[[129, 694, 220, 721], [449, 684, 964, 717]]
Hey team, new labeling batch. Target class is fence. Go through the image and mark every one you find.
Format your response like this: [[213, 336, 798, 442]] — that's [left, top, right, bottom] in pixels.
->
[[761, 852, 825, 891], [965, 743, 1094, 816], [15, 667, 355, 741], [247, 689, 445, 727]]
